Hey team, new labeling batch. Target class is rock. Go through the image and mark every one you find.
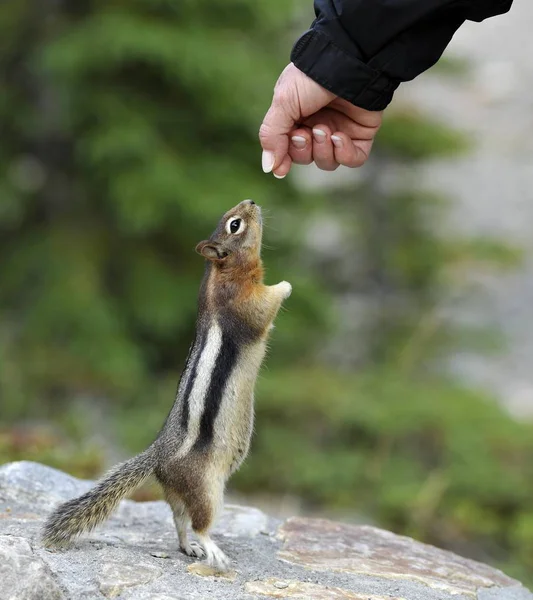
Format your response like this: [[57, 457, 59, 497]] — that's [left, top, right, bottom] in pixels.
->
[[0, 535, 64, 600], [278, 517, 518, 596], [186, 562, 237, 581], [245, 579, 401, 599], [97, 561, 163, 598], [0, 461, 531, 600]]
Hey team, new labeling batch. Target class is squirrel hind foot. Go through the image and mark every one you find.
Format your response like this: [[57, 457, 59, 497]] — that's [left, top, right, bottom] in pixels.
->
[[196, 533, 231, 572], [180, 540, 205, 559]]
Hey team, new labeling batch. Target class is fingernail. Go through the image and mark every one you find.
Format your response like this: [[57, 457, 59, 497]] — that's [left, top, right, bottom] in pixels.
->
[[331, 135, 343, 148], [273, 173, 286, 180], [312, 129, 327, 143], [262, 150, 274, 173], [291, 135, 307, 150]]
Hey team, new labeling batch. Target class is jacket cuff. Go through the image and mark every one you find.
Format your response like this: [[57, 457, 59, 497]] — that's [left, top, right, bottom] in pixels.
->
[[291, 29, 400, 110], [291, 29, 399, 111]]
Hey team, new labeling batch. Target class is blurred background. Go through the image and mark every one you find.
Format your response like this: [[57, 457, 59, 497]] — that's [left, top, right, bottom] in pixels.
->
[[1, 0, 532, 586]]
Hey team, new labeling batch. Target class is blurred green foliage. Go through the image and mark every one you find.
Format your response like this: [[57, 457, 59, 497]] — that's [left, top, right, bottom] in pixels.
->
[[0, 427, 102, 480], [431, 55, 472, 77], [377, 112, 470, 159], [0, 0, 329, 419], [248, 369, 533, 584], [0, 0, 530, 588]]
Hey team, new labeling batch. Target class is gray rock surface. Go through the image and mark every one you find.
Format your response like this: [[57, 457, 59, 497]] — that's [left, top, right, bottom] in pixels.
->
[[0, 461, 530, 600]]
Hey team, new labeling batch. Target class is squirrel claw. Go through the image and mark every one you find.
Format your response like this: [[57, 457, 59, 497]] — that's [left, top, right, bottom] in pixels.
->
[[207, 547, 231, 572], [181, 540, 205, 559]]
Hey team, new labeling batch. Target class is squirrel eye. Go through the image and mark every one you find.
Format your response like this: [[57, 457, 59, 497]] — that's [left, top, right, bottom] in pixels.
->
[[226, 217, 245, 235]]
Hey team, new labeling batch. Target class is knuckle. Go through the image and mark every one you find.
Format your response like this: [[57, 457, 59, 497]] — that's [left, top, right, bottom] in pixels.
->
[[347, 158, 365, 168], [272, 89, 290, 108], [258, 122, 272, 143], [292, 156, 312, 165], [318, 162, 339, 172], [273, 81, 299, 114]]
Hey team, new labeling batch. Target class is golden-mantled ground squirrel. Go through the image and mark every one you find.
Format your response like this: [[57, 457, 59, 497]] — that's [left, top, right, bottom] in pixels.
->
[[42, 199, 291, 571]]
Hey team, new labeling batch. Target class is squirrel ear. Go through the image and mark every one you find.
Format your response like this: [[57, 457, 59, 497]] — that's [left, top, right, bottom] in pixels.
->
[[195, 241, 229, 261]]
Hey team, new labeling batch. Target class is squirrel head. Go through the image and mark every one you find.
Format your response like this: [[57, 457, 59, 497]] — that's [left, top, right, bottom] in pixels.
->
[[195, 200, 262, 267]]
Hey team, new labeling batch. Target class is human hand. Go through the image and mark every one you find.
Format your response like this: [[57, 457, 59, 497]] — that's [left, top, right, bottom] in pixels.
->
[[259, 63, 383, 178]]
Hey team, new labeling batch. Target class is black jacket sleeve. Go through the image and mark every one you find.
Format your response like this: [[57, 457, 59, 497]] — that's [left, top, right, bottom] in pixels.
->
[[291, 0, 513, 110]]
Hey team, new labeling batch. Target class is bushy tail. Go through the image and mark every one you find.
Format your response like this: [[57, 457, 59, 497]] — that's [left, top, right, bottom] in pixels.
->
[[42, 447, 157, 547]]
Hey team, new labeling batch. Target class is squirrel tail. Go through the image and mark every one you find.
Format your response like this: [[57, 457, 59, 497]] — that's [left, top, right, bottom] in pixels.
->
[[42, 446, 157, 548]]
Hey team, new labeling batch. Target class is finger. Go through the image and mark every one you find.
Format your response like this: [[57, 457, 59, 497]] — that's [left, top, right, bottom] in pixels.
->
[[259, 100, 293, 174], [331, 132, 368, 168], [273, 154, 292, 179], [311, 125, 338, 171], [303, 106, 382, 142], [331, 101, 383, 131], [288, 127, 313, 165], [259, 66, 302, 174]]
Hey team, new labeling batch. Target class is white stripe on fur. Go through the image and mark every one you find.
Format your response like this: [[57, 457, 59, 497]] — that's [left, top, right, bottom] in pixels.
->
[[177, 320, 222, 457]]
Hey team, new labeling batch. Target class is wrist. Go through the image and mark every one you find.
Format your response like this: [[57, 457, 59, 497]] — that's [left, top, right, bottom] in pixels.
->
[[291, 29, 398, 111]]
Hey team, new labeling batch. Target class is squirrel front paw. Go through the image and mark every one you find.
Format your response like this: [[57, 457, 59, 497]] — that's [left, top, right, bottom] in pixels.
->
[[277, 281, 292, 299]]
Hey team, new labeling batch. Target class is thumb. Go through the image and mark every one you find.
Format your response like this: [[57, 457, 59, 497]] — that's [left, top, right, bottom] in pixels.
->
[[258, 95, 296, 174]]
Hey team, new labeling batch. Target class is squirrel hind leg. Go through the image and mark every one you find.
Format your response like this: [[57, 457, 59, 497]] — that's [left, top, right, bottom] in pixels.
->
[[169, 499, 205, 559], [160, 460, 229, 571], [185, 478, 230, 572]]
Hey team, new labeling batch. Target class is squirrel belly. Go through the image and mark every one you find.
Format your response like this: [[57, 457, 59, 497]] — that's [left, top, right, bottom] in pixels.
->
[[41, 200, 291, 572]]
